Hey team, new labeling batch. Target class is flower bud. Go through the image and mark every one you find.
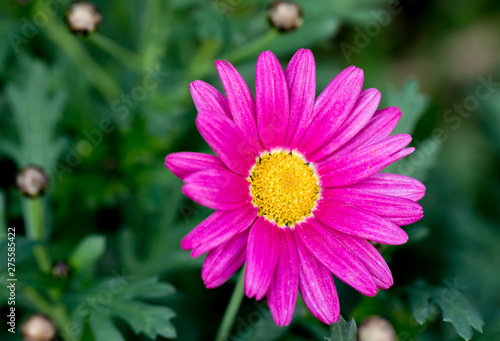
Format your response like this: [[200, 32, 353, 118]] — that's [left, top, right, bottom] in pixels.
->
[[65, 1, 102, 35], [16, 166, 49, 198], [21, 314, 56, 341], [52, 261, 71, 279], [357, 316, 396, 341], [267, 1, 303, 32]]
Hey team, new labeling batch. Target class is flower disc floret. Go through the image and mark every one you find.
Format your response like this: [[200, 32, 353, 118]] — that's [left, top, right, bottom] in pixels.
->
[[248, 151, 319, 227]]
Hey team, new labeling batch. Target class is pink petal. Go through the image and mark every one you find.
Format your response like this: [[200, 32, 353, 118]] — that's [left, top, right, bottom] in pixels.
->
[[267, 228, 299, 326], [292, 228, 339, 324], [322, 188, 423, 226], [245, 217, 280, 300], [201, 229, 249, 289], [309, 88, 381, 162], [295, 219, 378, 296], [284, 49, 316, 149], [184, 205, 257, 257], [196, 111, 256, 177], [297, 66, 364, 158], [190, 80, 231, 119], [318, 135, 413, 187], [256, 51, 290, 150], [350, 173, 426, 201], [182, 168, 252, 211], [165, 152, 226, 180], [216, 60, 263, 154], [314, 200, 408, 245], [322, 229, 393, 289], [332, 107, 402, 160]]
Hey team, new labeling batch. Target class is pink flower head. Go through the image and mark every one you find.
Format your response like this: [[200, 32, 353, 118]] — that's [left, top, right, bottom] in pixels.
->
[[165, 49, 425, 326]]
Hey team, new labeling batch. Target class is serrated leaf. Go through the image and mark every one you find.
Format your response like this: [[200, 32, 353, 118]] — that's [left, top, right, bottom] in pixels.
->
[[89, 314, 125, 341], [4, 54, 67, 169], [110, 301, 177, 339], [68, 234, 106, 273], [409, 288, 430, 324], [434, 291, 484, 340], [116, 277, 176, 300], [326, 315, 357, 341], [75, 276, 177, 341], [408, 282, 484, 340], [383, 78, 429, 136]]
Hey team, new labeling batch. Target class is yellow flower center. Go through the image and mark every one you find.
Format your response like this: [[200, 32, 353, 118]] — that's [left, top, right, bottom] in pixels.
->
[[248, 151, 320, 227]]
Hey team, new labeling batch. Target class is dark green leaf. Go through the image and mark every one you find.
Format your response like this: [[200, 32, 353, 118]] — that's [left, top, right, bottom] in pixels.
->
[[409, 288, 430, 324], [326, 315, 357, 341], [110, 301, 177, 339], [116, 277, 176, 300], [89, 314, 125, 341], [4, 54, 67, 169], [68, 234, 106, 273], [383, 78, 429, 136], [408, 282, 484, 340]]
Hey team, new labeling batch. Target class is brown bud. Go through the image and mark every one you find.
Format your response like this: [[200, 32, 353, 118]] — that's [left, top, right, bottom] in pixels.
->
[[65, 1, 102, 35], [21, 314, 56, 341], [267, 1, 303, 32], [16, 166, 49, 198], [52, 261, 71, 279], [357, 316, 397, 341]]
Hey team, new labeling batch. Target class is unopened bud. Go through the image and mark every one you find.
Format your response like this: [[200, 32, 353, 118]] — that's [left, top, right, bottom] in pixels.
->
[[357, 316, 396, 341], [16, 166, 49, 198], [65, 1, 102, 35], [21, 314, 56, 341], [267, 1, 303, 32], [52, 261, 71, 279]]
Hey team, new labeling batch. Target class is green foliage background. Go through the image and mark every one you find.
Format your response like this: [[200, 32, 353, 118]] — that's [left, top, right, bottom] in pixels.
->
[[0, 0, 499, 340]]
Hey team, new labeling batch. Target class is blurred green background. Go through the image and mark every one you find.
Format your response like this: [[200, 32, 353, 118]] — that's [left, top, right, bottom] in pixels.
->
[[0, 0, 499, 340]]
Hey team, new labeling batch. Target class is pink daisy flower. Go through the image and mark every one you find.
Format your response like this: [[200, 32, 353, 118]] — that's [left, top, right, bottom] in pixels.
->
[[165, 49, 425, 326]]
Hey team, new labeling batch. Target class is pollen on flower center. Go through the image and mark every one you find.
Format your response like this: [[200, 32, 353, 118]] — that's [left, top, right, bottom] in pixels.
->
[[248, 151, 320, 227]]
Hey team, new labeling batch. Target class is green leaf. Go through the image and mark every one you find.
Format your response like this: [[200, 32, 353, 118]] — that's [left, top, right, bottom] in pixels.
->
[[115, 277, 176, 300], [110, 301, 177, 339], [89, 314, 125, 341], [409, 288, 430, 324], [68, 234, 106, 273], [408, 282, 484, 340], [383, 78, 429, 136], [74, 276, 177, 340], [382, 79, 435, 179], [326, 315, 357, 341], [4, 54, 67, 169]]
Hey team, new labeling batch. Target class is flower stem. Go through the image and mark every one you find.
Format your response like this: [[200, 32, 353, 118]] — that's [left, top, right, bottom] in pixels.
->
[[24, 197, 51, 273], [39, 14, 121, 101], [88, 33, 143, 72], [23, 287, 76, 341], [215, 266, 246, 341]]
